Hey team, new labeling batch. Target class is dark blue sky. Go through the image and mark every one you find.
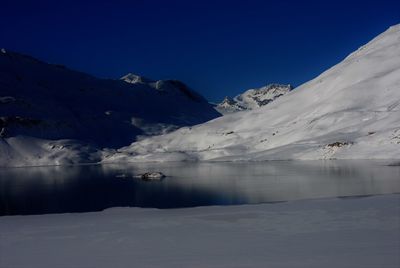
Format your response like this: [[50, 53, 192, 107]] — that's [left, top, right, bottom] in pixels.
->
[[1, 0, 399, 102]]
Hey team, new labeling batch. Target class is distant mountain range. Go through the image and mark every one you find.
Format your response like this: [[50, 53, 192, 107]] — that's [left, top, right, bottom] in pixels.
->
[[215, 84, 292, 114], [1, 24, 400, 167]]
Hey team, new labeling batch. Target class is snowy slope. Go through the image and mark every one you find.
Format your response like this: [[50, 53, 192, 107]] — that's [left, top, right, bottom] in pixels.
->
[[0, 51, 220, 166], [108, 24, 400, 162], [215, 84, 292, 114]]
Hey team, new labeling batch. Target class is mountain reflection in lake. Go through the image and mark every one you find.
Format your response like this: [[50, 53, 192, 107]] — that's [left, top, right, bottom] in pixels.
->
[[0, 160, 399, 216]]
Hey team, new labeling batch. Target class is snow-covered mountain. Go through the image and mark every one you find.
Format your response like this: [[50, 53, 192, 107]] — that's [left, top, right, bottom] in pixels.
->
[[121, 73, 209, 103], [0, 51, 220, 166], [215, 84, 292, 114], [107, 24, 400, 162]]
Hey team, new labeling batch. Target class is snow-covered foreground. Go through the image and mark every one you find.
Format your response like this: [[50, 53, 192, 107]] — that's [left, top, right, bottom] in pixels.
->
[[108, 24, 400, 162], [0, 194, 398, 268]]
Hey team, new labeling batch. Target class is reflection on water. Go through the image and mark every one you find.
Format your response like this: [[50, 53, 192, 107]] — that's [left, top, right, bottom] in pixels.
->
[[0, 160, 399, 216]]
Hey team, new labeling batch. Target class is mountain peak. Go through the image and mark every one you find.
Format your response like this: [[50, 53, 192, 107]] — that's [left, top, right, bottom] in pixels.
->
[[216, 83, 292, 114], [120, 74, 206, 103], [120, 73, 153, 84]]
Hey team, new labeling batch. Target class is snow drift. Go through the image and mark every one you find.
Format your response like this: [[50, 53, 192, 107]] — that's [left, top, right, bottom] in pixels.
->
[[108, 24, 400, 162]]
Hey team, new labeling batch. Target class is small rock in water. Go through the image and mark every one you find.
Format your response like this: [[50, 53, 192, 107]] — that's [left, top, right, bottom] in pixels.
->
[[134, 172, 166, 181]]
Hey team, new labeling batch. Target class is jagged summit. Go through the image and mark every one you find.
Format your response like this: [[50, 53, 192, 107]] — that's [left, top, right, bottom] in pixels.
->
[[121, 73, 206, 102], [217, 96, 246, 113], [220, 96, 239, 107], [120, 73, 154, 84], [216, 84, 292, 114]]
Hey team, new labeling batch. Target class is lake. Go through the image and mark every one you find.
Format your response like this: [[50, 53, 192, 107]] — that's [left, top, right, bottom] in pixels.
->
[[0, 160, 399, 216]]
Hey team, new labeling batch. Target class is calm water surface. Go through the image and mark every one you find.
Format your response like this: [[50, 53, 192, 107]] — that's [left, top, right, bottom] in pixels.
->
[[0, 160, 399, 216]]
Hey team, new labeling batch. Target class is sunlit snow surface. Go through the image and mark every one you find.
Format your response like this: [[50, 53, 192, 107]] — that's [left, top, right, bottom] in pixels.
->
[[109, 25, 400, 163]]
